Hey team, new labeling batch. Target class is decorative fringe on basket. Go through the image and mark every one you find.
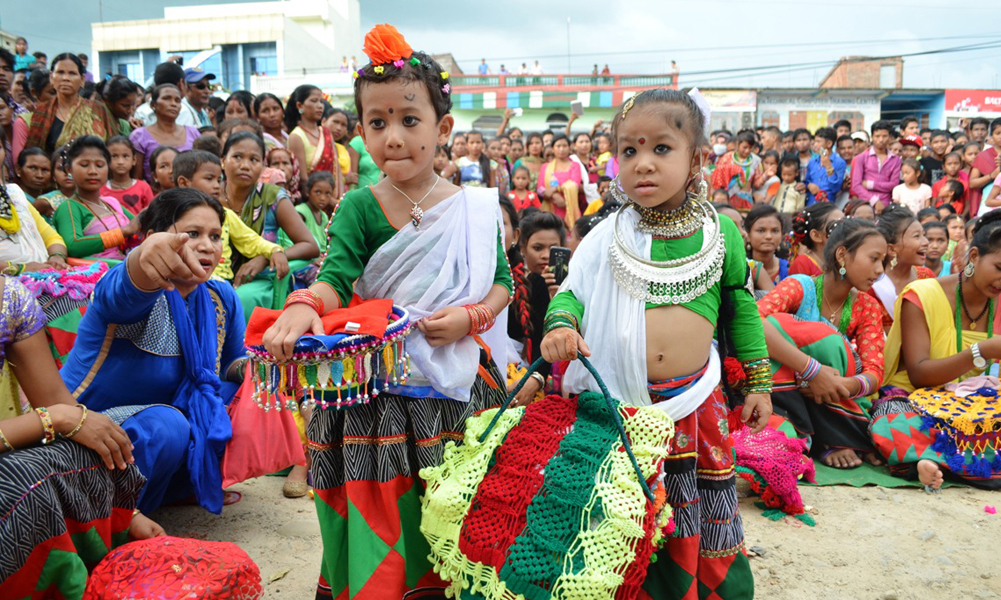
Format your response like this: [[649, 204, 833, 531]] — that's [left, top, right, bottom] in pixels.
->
[[246, 305, 413, 410], [910, 387, 1001, 479]]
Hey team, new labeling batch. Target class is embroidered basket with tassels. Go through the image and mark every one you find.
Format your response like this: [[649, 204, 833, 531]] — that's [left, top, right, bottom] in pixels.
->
[[909, 386, 1001, 480], [420, 356, 675, 600], [244, 302, 413, 411]]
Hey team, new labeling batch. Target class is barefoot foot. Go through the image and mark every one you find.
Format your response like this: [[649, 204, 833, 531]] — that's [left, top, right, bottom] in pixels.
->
[[822, 448, 863, 469], [863, 451, 884, 466], [917, 459, 944, 490]]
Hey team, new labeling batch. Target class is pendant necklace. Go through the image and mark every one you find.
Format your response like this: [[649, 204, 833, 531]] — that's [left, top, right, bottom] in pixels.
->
[[392, 174, 440, 229]]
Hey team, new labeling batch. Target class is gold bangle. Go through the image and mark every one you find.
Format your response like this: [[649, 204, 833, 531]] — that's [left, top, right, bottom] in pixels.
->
[[35, 407, 56, 445], [0, 426, 12, 452], [63, 405, 88, 439]]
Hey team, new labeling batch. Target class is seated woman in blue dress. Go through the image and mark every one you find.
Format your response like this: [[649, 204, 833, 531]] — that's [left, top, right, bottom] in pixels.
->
[[61, 188, 248, 515]]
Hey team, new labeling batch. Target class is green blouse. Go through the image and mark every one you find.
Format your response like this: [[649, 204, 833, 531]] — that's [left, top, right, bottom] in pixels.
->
[[52, 197, 135, 258], [317, 187, 513, 308], [547, 214, 767, 362]]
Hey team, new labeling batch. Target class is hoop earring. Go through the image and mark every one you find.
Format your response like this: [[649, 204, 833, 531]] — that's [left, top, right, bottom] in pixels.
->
[[609, 176, 630, 205], [964, 262, 975, 278]]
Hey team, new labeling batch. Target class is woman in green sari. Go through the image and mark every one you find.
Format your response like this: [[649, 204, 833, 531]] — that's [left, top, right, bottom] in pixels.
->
[[220, 132, 318, 320], [25, 54, 118, 154]]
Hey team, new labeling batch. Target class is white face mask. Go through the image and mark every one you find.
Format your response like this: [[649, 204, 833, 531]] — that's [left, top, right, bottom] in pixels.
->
[[713, 144, 727, 156]]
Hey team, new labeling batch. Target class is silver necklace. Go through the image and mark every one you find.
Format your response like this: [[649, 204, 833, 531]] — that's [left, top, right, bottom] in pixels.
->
[[608, 200, 725, 304], [392, 175, 440, 229]]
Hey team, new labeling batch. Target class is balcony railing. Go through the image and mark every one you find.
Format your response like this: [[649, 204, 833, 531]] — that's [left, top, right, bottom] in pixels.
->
[[449, 73, 677, 90]]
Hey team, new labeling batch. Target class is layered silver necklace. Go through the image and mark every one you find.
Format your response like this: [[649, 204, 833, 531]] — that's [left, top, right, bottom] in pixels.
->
[[608, 197, 725, 305]]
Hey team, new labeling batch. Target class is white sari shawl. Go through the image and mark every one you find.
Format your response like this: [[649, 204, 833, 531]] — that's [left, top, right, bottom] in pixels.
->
[[356, 187, 508, 401], [560, 208, 720, 421]]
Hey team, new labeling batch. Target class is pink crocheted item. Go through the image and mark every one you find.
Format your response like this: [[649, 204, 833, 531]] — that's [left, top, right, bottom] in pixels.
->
[[18, 262, 108, 301], [733, 425, 815, 515]]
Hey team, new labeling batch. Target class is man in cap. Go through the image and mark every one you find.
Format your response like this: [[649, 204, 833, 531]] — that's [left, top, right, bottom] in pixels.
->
[[180, 68, 215, 127]]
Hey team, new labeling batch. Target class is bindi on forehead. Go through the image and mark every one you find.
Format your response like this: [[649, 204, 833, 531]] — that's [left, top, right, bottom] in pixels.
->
[[388, 108, 394, 114]]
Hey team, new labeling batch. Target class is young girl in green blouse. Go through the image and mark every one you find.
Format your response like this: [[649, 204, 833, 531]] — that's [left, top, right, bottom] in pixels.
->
[[261, 24, 511, 600], [542, 89, 771, 600]]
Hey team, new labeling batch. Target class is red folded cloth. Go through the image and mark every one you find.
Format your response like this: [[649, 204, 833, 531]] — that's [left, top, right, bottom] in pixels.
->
[[245, 298, 394, 346]]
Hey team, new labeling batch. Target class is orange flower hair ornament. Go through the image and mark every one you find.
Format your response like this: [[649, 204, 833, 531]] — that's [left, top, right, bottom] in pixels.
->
[[357, 23, 451, 94], [363, 24, 413, 66]]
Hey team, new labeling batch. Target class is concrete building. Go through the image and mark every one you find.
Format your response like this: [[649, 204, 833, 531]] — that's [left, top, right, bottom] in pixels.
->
[[0, 29, 19, 55], [91, 0, 360, 91], [820, 56, 904, 89]]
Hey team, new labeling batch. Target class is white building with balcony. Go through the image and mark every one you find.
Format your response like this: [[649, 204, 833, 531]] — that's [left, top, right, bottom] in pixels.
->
[[91, 0, 360, 92]]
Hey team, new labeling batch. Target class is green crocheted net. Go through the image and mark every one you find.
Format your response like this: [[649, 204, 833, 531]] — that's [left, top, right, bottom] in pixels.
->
[[420, 392, 675, 600]]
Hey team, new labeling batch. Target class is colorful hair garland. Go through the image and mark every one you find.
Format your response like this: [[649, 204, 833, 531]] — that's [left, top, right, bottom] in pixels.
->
[[358, 24, 451, 94]]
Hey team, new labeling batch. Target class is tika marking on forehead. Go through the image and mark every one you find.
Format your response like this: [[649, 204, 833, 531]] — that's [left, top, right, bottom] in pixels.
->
[[388, 108, 394, 114], [405, 93, 416, 102], [638, 137, 646, 145]]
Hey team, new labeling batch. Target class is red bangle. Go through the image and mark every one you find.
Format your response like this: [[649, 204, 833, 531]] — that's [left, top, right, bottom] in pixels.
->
[[464, 303, 496, 336], [284, 290, 325, 315]]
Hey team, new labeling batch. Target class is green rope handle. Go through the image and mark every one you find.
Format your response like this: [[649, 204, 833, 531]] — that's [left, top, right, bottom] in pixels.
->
[[479, 356, 656, 503]]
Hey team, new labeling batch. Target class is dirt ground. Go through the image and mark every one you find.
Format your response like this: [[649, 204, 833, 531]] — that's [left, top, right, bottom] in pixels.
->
[[153, 475, 1001, 599]]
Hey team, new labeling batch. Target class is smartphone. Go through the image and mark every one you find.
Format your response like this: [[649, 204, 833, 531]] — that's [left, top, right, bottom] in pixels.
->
[[512, 107, 524, 117], [550, 246, 572, 285], [571, 101, 584, 117]]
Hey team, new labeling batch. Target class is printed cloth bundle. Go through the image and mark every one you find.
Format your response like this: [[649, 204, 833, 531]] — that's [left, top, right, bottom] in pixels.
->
[[420, 357, 676, 600], [243, 298, 412, 410], [83, 536, 263, 599], [909, 385, 1001, 479]]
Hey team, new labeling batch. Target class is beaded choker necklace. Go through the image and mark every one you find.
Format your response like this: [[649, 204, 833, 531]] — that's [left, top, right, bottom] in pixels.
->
[[609, 199, 724, 305], [632, 199, 703, 238]]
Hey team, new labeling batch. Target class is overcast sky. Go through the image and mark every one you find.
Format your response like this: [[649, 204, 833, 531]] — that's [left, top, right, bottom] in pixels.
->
[[3, 0, 1000, 89]]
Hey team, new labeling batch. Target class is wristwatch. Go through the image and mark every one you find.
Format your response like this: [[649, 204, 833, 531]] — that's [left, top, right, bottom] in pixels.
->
[[971, 342, 987, 370]]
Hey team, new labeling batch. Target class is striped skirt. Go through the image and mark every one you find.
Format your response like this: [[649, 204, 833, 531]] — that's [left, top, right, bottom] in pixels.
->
[[0, 437, 145, 600], [309, 350, 506, 600]]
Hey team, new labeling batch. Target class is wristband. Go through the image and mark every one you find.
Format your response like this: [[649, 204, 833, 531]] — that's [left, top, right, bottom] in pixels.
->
[[35, 407, 56, 445], [0, 426, 12, 451], [284, 289, 325, 315], [99, 228, 126, 249]]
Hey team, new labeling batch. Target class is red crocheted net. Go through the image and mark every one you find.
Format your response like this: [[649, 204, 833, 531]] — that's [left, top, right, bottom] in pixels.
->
[[83, 536, 263, 600], [733, 426, 815, 515]]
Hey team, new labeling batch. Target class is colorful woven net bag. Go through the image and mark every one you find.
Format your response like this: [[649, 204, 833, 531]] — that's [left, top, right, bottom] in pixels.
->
[[420, 356, 675, 600], [908, 386, 1001, 479]]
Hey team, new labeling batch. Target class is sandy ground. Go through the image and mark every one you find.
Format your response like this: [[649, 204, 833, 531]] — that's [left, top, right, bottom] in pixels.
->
[[153, 476, 1001, 599]]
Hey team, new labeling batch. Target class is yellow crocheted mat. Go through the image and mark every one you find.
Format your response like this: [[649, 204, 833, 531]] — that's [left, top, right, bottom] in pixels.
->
[[909, 387, 1001, 441]]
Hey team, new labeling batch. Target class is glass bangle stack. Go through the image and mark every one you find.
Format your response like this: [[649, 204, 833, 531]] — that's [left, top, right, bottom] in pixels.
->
[[246, 305, 414, 411]]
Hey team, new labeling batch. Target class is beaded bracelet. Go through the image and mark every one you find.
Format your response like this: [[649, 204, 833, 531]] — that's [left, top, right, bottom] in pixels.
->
[[464, 303, 496, 336], [35, 407, 56, 445], [852, 375, 874, 399], [0, 426, 12, 452], [284, 289, 325, 316], [797, 357, 822, 382], [62, 405, 88, 439]]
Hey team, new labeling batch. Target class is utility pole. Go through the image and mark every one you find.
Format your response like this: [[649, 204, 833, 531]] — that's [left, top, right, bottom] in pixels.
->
[[566, 17, 571, 73], [99, 0, 104, 22]]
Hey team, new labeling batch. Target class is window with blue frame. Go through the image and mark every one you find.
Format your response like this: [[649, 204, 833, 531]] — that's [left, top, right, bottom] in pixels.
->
[[250, 55, 277, 76]]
